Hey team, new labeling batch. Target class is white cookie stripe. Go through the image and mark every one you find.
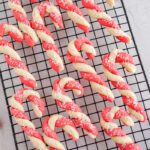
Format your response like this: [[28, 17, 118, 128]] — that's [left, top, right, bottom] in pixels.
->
[[8, 0, 39, 47], [52, 77, 98, 138], [31, 1, 64, 72], [9, 88, 47, 150], [102, 49, 147, 122], [100, 106, 141, 150], [42, 115, 79, 150]]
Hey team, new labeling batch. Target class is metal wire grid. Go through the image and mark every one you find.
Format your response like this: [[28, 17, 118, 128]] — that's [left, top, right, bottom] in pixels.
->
[[0, 0, 150, 149]]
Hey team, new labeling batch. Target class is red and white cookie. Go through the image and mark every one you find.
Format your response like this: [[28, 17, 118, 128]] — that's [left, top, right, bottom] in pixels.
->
[[43, 115, 79, 150], [56, 0, 90, 33], [31, 1, 64, 72], [8, 0, 39, 47], [102, 49, 147, 122], [0, 23, 23, 43], [82, 0, 131, 43], [0, 24, 37, 88], [52, 77, 98, 138], [9, 88, 47, 150], [100, 106, 141, 150], [67, 37, 114, 102]]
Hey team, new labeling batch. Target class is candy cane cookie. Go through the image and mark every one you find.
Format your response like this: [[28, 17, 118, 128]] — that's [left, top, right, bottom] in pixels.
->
[[8, 0, 39, 47], [82, 0, 131, 43], [106, 0, 115, 7], [56, 0, 90, 33], [100, 106, 141, 150], [9, 88, 47, 150], [43, 115, 79, 150], [52, 77, 98, 138], [67, 37, 114, 102], [102, 49, 147, 122], [0, 23, 23, 43], [0, 24, 37, 88], [31, 1, 64, 72]]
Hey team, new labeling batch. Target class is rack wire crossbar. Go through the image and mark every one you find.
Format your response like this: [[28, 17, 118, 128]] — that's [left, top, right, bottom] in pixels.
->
[[0, 0, 150, 149]]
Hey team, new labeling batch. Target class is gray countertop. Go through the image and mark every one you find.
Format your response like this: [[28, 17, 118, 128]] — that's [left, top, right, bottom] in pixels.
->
[[0, 0, 150, 150], [125, 0, 150, 84]]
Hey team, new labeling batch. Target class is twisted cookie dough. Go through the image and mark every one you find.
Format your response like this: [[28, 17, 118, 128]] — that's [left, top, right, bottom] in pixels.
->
[[9, 88, 47, 150], [0, 23, 37, 88], [8, 0, 39, 47], [31, 1, 64, 72], [100, 106, 141, 150], [52, 77, 98, 138], [43, 114, 79, 150], [67, 37, 114, 102], [56, 0, 90, 33], [82, 0, 131, 43], [102, 49, 147, 122]]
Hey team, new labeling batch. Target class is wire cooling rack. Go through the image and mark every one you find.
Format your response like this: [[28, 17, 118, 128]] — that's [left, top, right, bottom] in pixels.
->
[[0, 0, 150, 150]]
